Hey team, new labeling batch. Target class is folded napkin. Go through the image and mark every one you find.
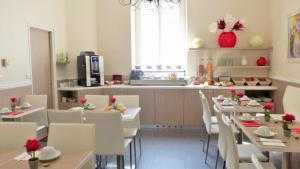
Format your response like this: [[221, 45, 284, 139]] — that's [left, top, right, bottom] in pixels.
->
[[291, 128, 300, 135], [240, 121, 261, 127], [259, 138, 282, 143], [8, 111, 22, 115], [261, 142, 285, 147], [14, 152, 31, 161]]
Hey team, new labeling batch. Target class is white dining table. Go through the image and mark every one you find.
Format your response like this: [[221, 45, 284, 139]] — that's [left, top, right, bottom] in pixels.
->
[[69, 107, 141, 122], [0, 107, 45, 122], [233, 116, 300, 169]]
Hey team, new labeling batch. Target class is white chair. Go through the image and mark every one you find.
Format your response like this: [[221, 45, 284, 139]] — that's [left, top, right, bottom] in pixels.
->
[[85, 95, 109, 108], [48, 109, 83, 123], [85, 111, 132, 169], [47, 123, 95, 169], [214, 106, 268, 169], [223, 115, 275, 169], [113, 95, 141, 160], [199, 90, 218, 124], [283, 86, 300, 121], [200, 93, 219, 164], [251, 154, 276, 169], [0, 122, 37, 149], [21, 95, 48, 140]]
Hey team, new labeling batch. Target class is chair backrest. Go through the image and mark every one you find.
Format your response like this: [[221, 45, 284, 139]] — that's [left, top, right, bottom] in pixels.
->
[[199, 91, 212, 133], [22, 95, 48, 126], [85, 95, 109, 108], [283, 86, 300, 121], [214, 105, 227, 159], [85, 111, 125, 155], [223, 114, 239, 169], [47, 123, 95, 151], [48, 109, 83, 124], [251, 154, 264, 169], [113, 95, 139, 108], [0, 122, 37, 149]]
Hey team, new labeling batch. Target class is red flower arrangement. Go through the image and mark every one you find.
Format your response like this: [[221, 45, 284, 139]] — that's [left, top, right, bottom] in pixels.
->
[[282, 114, 296, 132], [263, 102, 273, 122], [209, 14, 246, 33], [236, 92, 244, 98], [79, 98, 87, 107], [110, 97, 116, 104], [25, 139, 40, 159], [235, 92, 244, 106], [10, 96, 17, 112]]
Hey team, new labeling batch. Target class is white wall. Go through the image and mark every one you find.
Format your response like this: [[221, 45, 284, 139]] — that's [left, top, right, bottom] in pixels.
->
[[269, 0, 300, 81], [0, 0, 67, 84], [59, 0, 98, 80]]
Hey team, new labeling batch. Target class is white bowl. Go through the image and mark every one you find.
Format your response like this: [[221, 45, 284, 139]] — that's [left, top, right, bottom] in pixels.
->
[[39, 146, 61, 162]]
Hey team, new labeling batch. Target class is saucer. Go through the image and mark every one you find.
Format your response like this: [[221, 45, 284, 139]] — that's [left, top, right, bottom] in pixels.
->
[[239, 116, 255, 122], [39, 150, 61, 162], [86, 105, 96, 110], [21, 104, 32, 109], [248, 103, 260, 107], [254, 130, 277, 138]]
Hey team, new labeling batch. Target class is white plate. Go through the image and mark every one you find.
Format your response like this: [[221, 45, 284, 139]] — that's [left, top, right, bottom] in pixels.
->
[[39, 150, 61, 162], [21, 105, 32, 109], [239, 117, 256, 122], [86, 106, 96, 110], [254, 130, 277, 138]]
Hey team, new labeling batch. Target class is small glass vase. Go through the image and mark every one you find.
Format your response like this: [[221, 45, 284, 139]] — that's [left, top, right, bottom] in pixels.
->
[[237, 99, 242, 106], [11, 106, 16, 112], [28, 158, 39, 169], [284, 129, 292, 137], [264, 114, 271, 122]]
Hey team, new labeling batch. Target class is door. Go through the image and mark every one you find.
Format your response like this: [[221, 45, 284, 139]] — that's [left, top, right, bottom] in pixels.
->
[[30, 28, 53, 108]]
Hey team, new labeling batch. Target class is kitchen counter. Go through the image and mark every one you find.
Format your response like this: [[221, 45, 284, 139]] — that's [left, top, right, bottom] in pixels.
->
[[58, 84, 278, 91]]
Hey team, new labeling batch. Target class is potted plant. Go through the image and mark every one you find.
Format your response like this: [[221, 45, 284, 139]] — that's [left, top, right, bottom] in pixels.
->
[[110, 97, 117, 109], [79, 98, 87, 109], [263, 102, 273, 122], [209, 14, 246, 48], [230, 89, 237, 100], [282, 114, 295, 137], [236, 92, 244, 106], [10, 96, 17, 112], [25, 139, 41, 169]]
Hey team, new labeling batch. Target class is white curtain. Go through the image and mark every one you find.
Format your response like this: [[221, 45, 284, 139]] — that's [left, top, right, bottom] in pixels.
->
[[131, 1, 187, 69]]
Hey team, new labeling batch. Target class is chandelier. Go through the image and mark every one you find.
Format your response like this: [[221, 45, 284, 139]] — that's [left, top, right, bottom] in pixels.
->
[[119, 0, 181, 9]]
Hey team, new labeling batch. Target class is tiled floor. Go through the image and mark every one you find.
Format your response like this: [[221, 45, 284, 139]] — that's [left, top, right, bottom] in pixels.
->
[[105, 128, 300, 169]]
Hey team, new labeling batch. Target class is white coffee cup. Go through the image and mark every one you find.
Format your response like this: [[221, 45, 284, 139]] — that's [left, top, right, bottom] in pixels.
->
[[87, 103, 95, 109], [241, 95, 249, 100], [40, 146, 57, 159], [223, 99, 230, 105], [217, 95, 225, 100], [257, 126, 271, 136], [22, 102, 31, 107], [1, 107, 9, 113], [248, 100, 258, 105]]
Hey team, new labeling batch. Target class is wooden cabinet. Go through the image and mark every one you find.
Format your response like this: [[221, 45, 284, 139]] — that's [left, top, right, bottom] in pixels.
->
[[102, 88, 127, 96], [155, 89, 184, 126], [127, 89, 156, 124], [183, 90, 202, 126]]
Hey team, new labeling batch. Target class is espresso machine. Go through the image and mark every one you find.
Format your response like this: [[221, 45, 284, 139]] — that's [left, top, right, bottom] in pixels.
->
[[77, 51, 104, 87]]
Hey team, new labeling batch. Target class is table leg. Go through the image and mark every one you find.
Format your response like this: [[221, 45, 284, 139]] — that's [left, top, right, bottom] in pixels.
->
[[282, 152, 292, 169], [237, 128, 243, 144]]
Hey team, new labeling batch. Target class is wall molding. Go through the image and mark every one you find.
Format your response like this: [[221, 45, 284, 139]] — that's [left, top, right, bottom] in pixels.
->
[[270, 76, 300, 85], [0, 81, 32, 90]]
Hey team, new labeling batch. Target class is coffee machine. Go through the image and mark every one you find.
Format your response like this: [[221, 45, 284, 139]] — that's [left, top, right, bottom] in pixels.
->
[[77, 51, 104, 87]]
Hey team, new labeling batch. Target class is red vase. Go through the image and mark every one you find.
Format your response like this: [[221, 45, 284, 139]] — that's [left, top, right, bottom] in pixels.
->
[[257, 57, 267, 66], [218, 32, 237, 48]]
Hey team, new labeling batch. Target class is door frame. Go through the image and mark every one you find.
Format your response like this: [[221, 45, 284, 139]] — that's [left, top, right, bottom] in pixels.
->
[[27, 24, 58, 109]]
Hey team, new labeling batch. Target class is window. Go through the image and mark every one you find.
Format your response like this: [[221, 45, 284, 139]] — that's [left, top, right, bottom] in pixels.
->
[[131, 1, 187, 69]]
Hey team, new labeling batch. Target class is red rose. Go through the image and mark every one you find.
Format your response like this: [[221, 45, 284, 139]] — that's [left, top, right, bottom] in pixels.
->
[[25, 139, 40, 152], [79, 98, 87, 106], [110, 97, 116, 104], [237, 92, 244, 98], [282, 114, 296, 123], [263, 102, 273, 110], [230, 89, 237, 94], [10, 97, 17, 103]]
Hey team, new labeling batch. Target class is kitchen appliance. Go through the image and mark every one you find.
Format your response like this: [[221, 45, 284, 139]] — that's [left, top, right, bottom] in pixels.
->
[[129, 69, 187, 86], [77, 51, 104, 87]]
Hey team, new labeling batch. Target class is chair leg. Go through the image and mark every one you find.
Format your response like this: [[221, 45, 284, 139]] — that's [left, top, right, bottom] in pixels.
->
[[130, 143, 132, 169], [205, 135, 211, 164], [215, 150, 219, 169], [134, 136, 137, 168], [223, 160, 226, 169], [138, 130, 142, 156], [200, 123, 205, 142], [202, 130, 207, 152]]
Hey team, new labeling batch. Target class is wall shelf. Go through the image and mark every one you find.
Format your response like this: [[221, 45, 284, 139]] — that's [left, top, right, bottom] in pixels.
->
[[217, 66, 272, 69], [189, 47, 273, 51]]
